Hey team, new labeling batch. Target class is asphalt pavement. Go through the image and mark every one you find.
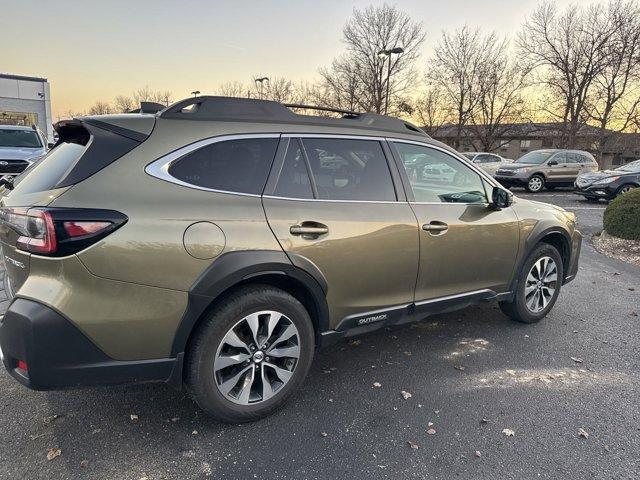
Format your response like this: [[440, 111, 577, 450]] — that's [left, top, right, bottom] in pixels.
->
[[0, 189, 638, 480]]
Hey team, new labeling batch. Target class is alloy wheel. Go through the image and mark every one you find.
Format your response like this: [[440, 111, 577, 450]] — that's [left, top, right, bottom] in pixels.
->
[[528, 176, 543, 192], [524, 256, 558, 313], [213, 310, 300, 405], [619, 185, 636, 194]]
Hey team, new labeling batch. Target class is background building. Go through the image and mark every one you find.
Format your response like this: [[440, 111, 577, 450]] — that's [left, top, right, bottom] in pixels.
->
[[0, 73, 53, 143]]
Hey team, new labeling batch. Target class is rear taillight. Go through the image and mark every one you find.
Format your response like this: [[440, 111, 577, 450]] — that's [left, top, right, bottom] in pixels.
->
[[16, 209, 57, 254], [0, 207, 127, 257]]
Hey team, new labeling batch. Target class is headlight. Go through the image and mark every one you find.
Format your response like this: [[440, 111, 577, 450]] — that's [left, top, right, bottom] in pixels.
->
[[593, 176, 619, 185], [514, 167, 530, 174]]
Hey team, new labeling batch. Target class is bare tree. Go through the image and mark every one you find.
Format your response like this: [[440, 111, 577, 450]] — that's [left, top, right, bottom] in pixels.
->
[[415, 88, 450, 136], [587, 0, 640, 161], [320, 4, 425, 113], [470, 40, 530, 151], [217, 81, 248, 98], [518, 1, 616, 148], [426, 26, 499, 149], [114, 95, 135, 113], [88, 101, 113, 115], [132, 86, 173, 106]]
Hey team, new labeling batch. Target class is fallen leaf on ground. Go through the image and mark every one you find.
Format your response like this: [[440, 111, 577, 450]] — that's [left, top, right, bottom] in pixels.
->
[[46, 448, 61, 461], [192, 430, 198, 435], [454, 365, 465, 371], [570, 357, 583, 364], [43, 414, 63, 424], [373, 382, 381, 388], [631, 311, 638, 317], [80, 460, 89, 468], [502, 428, 515, 437], [407, 440, 419, 450], [427, 428, 436, 435], [171, 417, 180, 422], [428, 422, 434, 427], [401, 390, 412, 400], [578, 428, 589, 438], [474, 451, 482, 458], [130, 414, 139, 422], [348, 339, 361, 346], [403, 351, 412, 356], [320, 432, 328, 437], [481, 418, 489, 425]]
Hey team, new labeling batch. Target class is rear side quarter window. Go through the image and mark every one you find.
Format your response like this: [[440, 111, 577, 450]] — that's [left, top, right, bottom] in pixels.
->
[[167, 137, 279, 195]]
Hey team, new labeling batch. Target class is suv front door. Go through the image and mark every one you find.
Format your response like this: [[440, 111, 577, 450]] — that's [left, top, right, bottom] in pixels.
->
[[391, 141, 520, 302], [262, 136, 419, 329]]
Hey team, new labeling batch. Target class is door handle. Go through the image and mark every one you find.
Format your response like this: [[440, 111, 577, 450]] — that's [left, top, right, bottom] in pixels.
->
[[290, 222, 329, 237], [422, 221, 448, 235]]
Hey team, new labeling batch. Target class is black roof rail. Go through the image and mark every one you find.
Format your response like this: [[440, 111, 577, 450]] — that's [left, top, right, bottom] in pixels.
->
[[284, 104, 361, 117], [157, 96, 429, 138]]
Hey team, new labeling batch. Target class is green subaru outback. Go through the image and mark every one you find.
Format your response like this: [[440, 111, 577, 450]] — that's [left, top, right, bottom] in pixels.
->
[[0, 97, 581, 422]]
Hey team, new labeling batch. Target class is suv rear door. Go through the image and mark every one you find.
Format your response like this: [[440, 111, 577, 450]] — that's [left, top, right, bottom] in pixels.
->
[[390, 141, 519, 302], [262, 136, 419, 330]]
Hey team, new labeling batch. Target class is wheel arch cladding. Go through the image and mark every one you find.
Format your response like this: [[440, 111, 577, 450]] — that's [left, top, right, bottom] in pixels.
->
[[510, 226, 572, 292], [170, 250, 330, 357]]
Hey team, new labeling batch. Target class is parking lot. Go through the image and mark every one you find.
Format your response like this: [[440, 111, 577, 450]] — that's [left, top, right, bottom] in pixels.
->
[[0, 189, 638, 480]]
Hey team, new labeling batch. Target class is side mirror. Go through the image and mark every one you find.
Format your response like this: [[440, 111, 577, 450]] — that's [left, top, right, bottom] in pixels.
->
[[491, 186, 513, 209], [548, 159, 558, 166]]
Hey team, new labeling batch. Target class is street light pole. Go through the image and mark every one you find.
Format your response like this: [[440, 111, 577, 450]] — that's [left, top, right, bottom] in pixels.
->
[[377, 47, 404, 115], [255, 77, 269, 100]]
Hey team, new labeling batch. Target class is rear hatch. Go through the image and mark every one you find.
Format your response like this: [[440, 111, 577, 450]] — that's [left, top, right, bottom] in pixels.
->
[[0, 116, 154, 293]]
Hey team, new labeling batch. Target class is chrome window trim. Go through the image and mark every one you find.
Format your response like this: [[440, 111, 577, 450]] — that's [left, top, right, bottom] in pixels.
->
[[262, 195, 401, 205], [145, 131, 503, 204], [144, 133, 281, 197]]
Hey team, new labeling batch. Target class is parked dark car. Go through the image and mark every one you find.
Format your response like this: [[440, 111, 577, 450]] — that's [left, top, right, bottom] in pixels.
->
[[574, 159, 640, 201]]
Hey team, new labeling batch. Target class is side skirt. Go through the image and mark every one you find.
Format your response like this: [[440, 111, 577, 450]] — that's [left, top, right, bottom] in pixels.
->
[[320, 289, 508, 347]]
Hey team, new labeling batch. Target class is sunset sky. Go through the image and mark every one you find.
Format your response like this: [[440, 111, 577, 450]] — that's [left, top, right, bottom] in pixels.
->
[[2, 0, 575, 119]]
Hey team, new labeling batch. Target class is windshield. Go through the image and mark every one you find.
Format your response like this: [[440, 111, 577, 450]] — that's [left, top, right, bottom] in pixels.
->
[[515, 151, 554, 164], [616, 159, 640, 173], [0, 128, 42, 148]]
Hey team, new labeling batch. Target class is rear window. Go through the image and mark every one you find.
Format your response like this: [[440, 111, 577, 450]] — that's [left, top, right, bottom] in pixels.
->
[[168, 138, 279, 195], [10, 141, 87, 195], [0, 129, 42, 148], [9, 120, 142, 195]]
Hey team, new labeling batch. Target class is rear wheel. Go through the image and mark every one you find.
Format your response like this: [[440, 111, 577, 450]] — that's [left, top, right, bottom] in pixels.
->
[[186, 285, 315, 422], [525, 175, 545, 193], [500, 244, 563, 323]]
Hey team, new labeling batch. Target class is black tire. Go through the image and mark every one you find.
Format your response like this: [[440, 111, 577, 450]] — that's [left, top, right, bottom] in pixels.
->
[[615, 184, 637, 197], [525, 174, 545, 193], [186, 285, 315, 423], [499, 243, 564, 323]]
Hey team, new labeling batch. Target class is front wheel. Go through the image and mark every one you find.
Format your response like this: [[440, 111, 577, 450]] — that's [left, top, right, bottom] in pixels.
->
[[499, 243, 564, 323], [186, 285, 315, 422], [525, 175, 545, 193], [616, 184, 637, 197]]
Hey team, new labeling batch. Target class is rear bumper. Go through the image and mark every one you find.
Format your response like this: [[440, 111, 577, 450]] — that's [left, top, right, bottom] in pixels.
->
[[0, 298, 182, 390]]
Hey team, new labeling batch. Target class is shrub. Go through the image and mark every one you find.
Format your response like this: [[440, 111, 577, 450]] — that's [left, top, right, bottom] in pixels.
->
[[603, 188, 640, 240]]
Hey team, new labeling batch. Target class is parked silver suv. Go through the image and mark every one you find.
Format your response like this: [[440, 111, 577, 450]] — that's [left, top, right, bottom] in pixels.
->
[[494, 149, 598, 192], [0, 125, 48, 179]]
